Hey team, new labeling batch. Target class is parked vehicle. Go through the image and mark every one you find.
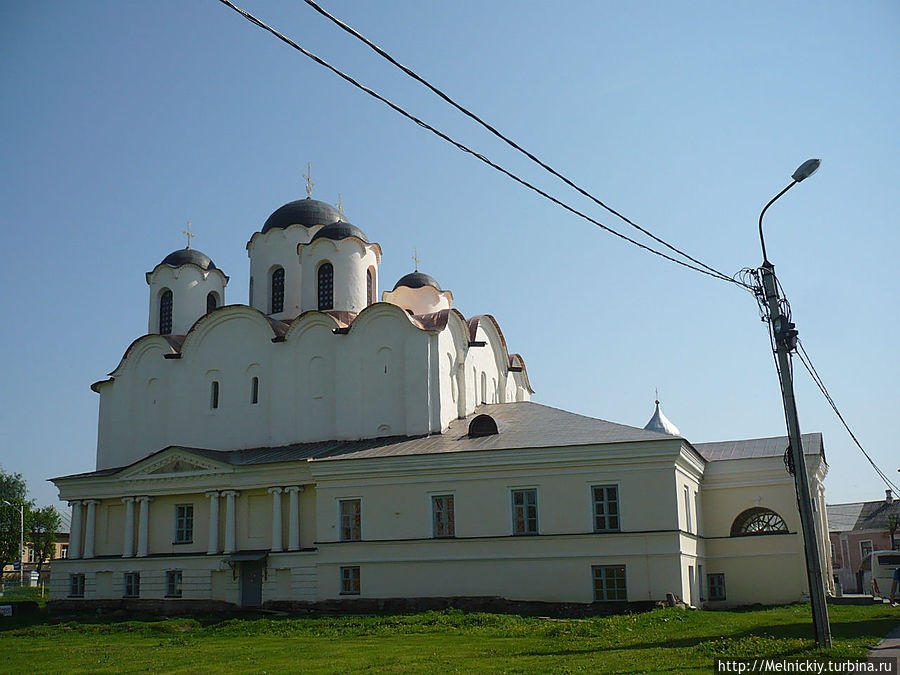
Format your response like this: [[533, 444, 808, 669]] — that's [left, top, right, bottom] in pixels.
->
[[859, 550, 900, 599]]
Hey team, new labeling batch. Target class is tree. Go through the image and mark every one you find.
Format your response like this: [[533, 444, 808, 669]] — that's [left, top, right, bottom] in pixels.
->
[[0, 469, 31, 578], [28, 506, 61, 577]]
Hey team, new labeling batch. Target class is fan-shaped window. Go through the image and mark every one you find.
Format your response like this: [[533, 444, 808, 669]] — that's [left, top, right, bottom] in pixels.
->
[[366, 268, 375, 306], [270, 267, 285, 314], [318, 263, 334, 311], [206, 292, 218, 314], [730, 507, 788, 536], [468, 414, 498, 437], [159, 290, 173, 335]]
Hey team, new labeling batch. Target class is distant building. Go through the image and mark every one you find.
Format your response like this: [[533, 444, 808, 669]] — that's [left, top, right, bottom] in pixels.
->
[[827, 490, 900, 593], [2, 531, 70, 585], [49, 193, 833, 610]]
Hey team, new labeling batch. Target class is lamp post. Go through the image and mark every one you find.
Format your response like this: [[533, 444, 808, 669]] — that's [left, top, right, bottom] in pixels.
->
[[757, 158, 832, 648], [1, 500, 25, 588]]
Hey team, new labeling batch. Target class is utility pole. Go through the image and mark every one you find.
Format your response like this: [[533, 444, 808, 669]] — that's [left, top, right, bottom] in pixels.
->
[[756, 159, 832, 648]]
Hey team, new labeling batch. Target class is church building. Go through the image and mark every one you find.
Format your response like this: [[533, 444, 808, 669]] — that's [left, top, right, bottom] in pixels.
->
[[50, 193, 834, 610]]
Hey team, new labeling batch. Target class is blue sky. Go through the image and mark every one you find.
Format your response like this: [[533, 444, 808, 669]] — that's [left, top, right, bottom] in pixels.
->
[[0, 1, 897, 513]]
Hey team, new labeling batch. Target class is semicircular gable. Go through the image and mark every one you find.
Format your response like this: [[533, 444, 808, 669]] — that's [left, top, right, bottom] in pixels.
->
[[109, 335, 179, 377], [347, 301, 427, 336], [508, 353, 535, 394], [467, 314, 512, 377], [180, 305, 281, 356], [284, 310, 343, 342]]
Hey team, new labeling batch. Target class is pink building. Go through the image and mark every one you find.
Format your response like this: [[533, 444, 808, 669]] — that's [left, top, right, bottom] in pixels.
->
[[827, 490, 899, 593]]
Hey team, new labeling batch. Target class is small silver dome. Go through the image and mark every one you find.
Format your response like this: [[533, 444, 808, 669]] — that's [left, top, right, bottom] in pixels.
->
[[644, 399, 681, 436]]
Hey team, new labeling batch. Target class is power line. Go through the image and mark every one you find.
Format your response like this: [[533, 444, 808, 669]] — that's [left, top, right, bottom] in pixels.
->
[[300, 0, 737, 285], [796, 340, 900, 494], [215, 0, 749, 288]]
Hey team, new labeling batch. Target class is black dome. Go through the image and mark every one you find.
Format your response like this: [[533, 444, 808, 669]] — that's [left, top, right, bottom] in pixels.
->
[[160, 248, 216, 270], [392, 271, 442, 292], [310, 220, 369, 244], [262, 198, 342, 234]]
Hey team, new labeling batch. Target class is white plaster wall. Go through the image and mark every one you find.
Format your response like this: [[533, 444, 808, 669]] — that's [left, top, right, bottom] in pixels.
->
[[247, 225, 312, 319], [300, 238, 379, 314], [147, 266, 227, 335]]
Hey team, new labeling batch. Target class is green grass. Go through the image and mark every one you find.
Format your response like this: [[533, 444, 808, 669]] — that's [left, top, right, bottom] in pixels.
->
[[0, 604, 897, 674], [0, 585, 47, 607]]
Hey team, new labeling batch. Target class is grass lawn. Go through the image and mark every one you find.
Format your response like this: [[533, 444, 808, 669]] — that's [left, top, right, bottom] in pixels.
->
[[1, 604, 897, 674]]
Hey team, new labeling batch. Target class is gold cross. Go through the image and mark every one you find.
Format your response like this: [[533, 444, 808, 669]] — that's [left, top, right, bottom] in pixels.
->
[[412, 247, 420, 272], [335, 193, 344, 215], [303, 162, 314, 198], [182, 221, 195, 249]]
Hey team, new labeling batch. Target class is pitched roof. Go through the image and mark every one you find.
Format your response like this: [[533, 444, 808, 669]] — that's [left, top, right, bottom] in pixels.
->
[[694, 432, 824, 462], [827, 499, 900, 533]]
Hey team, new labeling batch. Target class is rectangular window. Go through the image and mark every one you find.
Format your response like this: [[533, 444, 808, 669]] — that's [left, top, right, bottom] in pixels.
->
[[124, 572, 140, 598], [339, 499, 361, 541], [432, 495, 455, 538], [684, 486, 693, 534], [340, 566, 360, 595], [251, 376, 259, 404], [210, 381, 219, 409], [592, 485, 620, 532], [69, 573, 85, 598], [166, 570, 183, 598], [60, 544, 68, 559], [511, 489, 538, 535], [592, 565, 627, 601], [708, 573, 726, 601], [174, 504, 193, 544], [860, 540, 873, 561]]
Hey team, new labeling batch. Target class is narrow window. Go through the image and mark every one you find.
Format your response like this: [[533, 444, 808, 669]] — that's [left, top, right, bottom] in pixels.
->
[[339, 499, 361, 541], [174, 504, 193, 544], [210, 381, 219, 410], [511, 489, 538, 535], [69, 573, 85, 598], [166, 570, 183, 598], [250, 376, 259, 404], [592, 565, 627, 601], [159, 290, 173, 335], [318, 263, 334, 311], [684, 486, 692, 534], [59, 544, 68, 559], [249, 277, 254, 306], [432, 495, 455, 538], [206, 292, 218, 314], [860, 540, 873, 560], [366, 268, 375, 306], [592, 485, 620, 532], [270, 267, 285, 314], [340, 566, 360, 595], [708, 573, 726, 601], [124, 572, 140, 598]]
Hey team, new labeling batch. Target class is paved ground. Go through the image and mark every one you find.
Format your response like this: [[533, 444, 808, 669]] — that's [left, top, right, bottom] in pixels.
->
[[869, 622, 900, 672]]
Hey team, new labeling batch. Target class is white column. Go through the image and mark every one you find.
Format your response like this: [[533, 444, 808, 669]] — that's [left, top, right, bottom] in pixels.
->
[[136, 496, 153, 557], [286, 486, 303, 552], [206, 491, 220, 555], [222, 490, 239, 554], [82, 500, 99, 559], [122, 497, 135, 558], [268, 488, 283, 552], [68, 501, 83, 560]]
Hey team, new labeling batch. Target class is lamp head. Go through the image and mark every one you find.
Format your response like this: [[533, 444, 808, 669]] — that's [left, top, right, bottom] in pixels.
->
[[791, 159, 821, 183]]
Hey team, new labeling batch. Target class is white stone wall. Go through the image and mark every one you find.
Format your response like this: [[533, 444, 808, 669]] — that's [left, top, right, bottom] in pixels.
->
[[246, 225, 312, 319], [146, 265, 228, 335], [300, 237, 380, 314]]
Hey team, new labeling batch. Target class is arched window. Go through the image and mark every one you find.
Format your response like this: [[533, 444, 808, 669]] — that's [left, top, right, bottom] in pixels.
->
[[159, 290, 173, 335], [730, 508, 788, 536], [250, 376, 259, 405], [318, 263, 334, 311], [366, 268, 375, 306], [206, 292, 218, 315], [270, 268, 285, 314]]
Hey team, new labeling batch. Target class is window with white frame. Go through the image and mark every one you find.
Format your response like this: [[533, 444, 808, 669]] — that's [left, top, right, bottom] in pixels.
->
[[860, 540, 873, 560], [592, 565, 627, 601], [511, 489, 538, 535], [123, 572, 140, 598], [339, 499, 361, 541], [174, 504, 193, 544], [166, 570, 183, 598], [708, 573, 726, 601], [59, 544, 68, 559], [432, 495, 455, 538], [69, 573, 85, 598], [340, 566, 360, 594], [592, 485, 620, 532]]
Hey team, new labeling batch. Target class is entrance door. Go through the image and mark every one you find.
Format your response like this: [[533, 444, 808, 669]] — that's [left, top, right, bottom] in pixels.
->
[[240, 561, 263, 608]]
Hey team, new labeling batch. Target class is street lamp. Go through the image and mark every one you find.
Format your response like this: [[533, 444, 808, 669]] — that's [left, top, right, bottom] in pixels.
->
[[1, 500, 25, 588], [756, 159, 831, 649]]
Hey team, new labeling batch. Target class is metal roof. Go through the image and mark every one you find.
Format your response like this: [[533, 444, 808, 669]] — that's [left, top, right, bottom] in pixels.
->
[[261, 198, 342, 234], [158, 248, 216, 271], [643, 400, 681, 436], [827, 499, 900, 532], [694, 432, 824, 461]]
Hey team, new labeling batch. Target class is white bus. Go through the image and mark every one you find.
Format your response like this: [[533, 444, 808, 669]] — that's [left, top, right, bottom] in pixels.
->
[[859, 550, 900, 600]]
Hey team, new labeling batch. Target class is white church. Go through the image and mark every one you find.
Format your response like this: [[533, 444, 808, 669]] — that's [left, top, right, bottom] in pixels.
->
[[50, 193, 834, 611]]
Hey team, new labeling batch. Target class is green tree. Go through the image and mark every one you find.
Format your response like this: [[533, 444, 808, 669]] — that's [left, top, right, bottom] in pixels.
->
[[28, 506, 61, 577], [1, 469, 31, 578]]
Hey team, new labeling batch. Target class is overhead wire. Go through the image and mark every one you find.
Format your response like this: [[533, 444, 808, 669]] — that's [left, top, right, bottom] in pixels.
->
[[300, 0, 738, 286], [215, 0, 749, 288]]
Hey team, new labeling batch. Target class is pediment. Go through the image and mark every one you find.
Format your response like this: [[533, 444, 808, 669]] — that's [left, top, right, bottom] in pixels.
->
[[120, 447, 232, 482]]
